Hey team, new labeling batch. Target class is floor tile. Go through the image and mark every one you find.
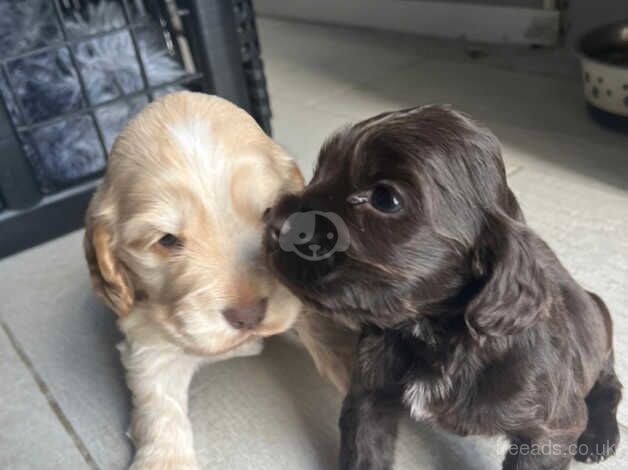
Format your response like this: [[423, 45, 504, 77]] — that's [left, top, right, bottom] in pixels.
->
[[189, 333, 506, 470], [0, 325, 88, 470], [304, 61, 624, 188], [312, 59, 627, 159], [509, 168, 628, 425], [189, 334, 341, 469], [278, 90, 522, 175], [191, 334, 628, 470], [258, 17, 581, 83], [462, 42, 581, 80], [271, 98, 352, 180], [0, 232, 132, 470], [258, 18, 421, 106], [492, 121, 628, 191], [269, 98, 528, 184]]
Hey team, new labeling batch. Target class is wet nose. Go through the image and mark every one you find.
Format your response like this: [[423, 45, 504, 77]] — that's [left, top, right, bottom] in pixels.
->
[[222, 298, 268, 330]]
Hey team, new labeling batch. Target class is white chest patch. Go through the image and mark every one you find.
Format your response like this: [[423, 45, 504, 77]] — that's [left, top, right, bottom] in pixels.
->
[[403, 382, 433, 421], [403, 376, 452, 421]]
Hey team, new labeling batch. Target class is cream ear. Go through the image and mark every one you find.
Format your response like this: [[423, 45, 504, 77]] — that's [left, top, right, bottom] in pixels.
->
[[84, 200, 134, 316], [288, 161, 305, 190], [272, 145, 304, 191]]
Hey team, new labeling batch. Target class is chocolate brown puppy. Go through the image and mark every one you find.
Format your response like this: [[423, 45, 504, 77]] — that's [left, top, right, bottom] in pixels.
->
[[264, 105, 622, 470]]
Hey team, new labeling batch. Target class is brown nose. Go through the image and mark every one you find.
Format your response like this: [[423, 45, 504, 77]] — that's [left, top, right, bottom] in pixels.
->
[[222, 298, 267, 330]]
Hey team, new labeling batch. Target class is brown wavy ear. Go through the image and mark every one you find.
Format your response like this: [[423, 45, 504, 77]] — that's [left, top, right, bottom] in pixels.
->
[[465, 213, 551, 340], [84, 197, 134, 316]]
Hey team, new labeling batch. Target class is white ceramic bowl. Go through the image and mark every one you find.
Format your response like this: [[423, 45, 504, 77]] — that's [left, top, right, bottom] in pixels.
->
[[577, 21, 628, 120]]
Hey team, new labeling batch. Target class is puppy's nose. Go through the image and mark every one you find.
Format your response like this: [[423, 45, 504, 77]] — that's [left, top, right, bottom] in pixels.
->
[[222, 298, 267, 330]]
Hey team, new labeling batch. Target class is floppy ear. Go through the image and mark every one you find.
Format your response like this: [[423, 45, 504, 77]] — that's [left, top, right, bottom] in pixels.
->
[[84, 196, 134, 316], [465, 213, 551, 339], [271, 144, 304, 192], [287, 160, 305, 190]]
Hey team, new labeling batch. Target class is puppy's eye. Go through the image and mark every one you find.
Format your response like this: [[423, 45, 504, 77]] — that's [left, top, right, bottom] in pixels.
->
[[158, 234, 182, 248], [370, 184, 401, 213]]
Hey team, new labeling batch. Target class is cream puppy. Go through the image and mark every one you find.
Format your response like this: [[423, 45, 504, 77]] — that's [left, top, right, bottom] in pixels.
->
[[84, 92, 306, 469]]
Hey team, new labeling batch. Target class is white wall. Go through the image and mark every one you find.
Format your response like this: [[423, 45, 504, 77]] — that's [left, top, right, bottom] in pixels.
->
[[403, 0, 542, 5], [254, 0, 559, 45], [567, 0, 628, 49]]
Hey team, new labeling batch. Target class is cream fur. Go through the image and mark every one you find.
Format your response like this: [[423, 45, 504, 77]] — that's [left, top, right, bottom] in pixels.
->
[[85, 92, 303, 469], [84, 92, 353, 469]]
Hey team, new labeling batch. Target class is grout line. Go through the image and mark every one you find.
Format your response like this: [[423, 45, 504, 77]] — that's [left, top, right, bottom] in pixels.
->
[[1, 322, 100, 470]]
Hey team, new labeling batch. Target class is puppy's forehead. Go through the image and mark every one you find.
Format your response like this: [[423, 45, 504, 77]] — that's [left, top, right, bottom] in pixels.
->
[[318, 105, 487, 186], [317, 114, 421, 185], [118, 93, 276, 177], [110, 92, 284, 226], [133, 93, 270, 162]]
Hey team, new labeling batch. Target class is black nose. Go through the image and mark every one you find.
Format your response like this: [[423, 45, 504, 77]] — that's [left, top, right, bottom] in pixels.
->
[[222, 298, 267, 330]]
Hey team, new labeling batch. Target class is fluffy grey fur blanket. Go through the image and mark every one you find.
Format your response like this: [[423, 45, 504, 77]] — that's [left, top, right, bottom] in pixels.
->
[[0, 0, 185, 193]]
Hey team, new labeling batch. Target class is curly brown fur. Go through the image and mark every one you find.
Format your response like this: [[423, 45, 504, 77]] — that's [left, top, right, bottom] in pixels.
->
[[264, 105, 622, 470]]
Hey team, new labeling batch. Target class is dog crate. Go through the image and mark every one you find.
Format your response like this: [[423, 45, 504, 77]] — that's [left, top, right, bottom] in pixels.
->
[[0, 0, 271, 258]]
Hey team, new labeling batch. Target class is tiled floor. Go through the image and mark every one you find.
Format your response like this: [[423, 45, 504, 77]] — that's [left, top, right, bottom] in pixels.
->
[[0, 16, 626, 470]]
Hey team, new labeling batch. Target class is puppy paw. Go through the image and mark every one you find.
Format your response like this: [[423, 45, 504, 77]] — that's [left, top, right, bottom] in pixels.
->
[[575, 416, 620, 463]]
